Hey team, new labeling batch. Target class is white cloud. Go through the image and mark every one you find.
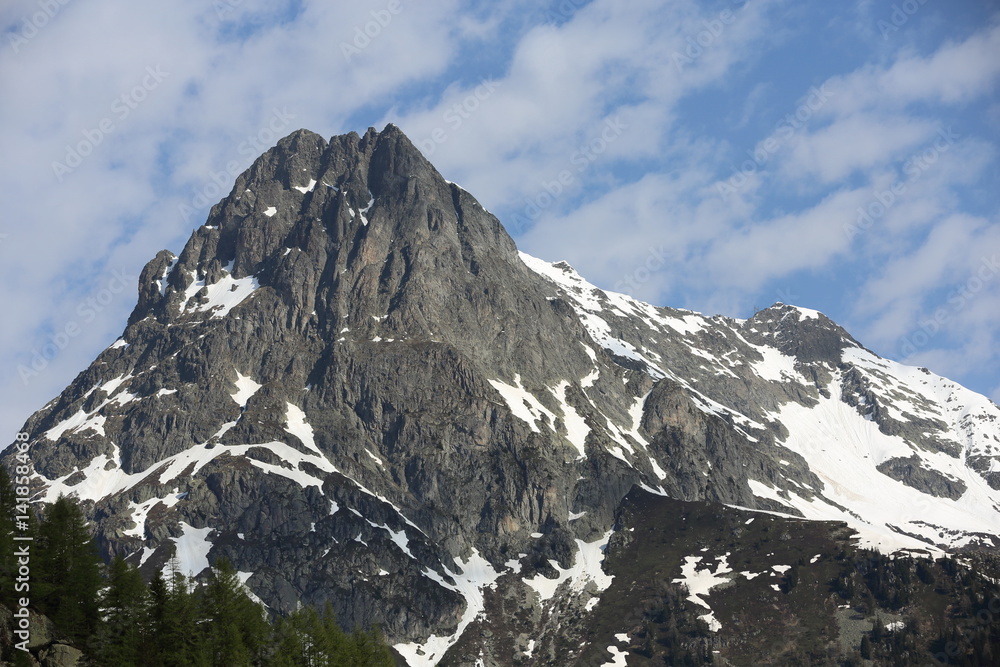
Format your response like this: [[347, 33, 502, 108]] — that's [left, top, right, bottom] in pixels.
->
[[0, 0, 474, 439], [822, 22, 1000, 116], [0, 1, 997, 444], [390, 0, 790, 209], [780, 113, 935, 184]]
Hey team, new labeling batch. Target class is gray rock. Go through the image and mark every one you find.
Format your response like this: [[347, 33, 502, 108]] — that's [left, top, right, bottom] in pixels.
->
[[877, 455, 966, 499], [7, 124, 999, 660], [39, 644, 82, 667]]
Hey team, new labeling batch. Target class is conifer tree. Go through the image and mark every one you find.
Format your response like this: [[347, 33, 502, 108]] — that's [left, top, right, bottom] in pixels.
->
[[145, 570, 172, 667], [268, 602, 393, 667], [860, 634, 873, 659], [270, 606, 328, 666], [202, 558, 270, 666], [92, 555, 148, 665], [34, 495, 102, 644], [157, 561, 211, 667], [348, 623, 395, 667]]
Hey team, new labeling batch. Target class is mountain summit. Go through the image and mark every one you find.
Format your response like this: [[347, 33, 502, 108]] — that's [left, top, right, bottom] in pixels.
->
[[10, 125, 1000, 665]]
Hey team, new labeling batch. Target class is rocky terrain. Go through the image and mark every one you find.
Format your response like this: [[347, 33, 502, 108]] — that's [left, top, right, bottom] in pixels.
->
[[6, 124, 1000, 665]]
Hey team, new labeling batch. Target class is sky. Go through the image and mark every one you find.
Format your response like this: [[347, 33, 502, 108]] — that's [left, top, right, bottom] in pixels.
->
[[1, 0, 998, 444]]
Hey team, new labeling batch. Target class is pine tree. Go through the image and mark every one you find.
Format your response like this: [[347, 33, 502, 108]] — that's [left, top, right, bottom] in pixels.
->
[[267, 602, 395, 667], [270, 606, 330, 666], [348, 623, 395, 667], [145, 570, 172, 667], [92, 555, 148, 665], [34, 495, 102, 644], [155, 562, 211, 667], [860, 634, 873, 659], [202, 558, 269, 666]]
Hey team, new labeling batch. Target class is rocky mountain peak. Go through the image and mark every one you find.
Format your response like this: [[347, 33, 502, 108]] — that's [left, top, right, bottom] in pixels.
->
[[9, 125, 1000, 665], [128, 124, 581, 374], [743, 302, 861, 365]]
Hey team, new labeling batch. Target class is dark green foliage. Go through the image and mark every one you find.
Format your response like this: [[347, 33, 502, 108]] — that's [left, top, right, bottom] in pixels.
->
[[92, 555, 149, 665], [271, 603, 394, 666], [615, 582, 715, 665], [930, 619, 1000, 666], [859, 634, 872, 659], [348, 624, 397, 667], [145, 564, 209, 667], [0, 467, 20, 608], [916, 557, 936, 585], [11, 649, 33, 667], [0, 493, 394, 665], [34, 495, 102, 643], [201, 558, 271, 666]]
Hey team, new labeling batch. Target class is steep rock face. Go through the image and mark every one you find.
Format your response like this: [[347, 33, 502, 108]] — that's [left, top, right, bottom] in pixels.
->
[[7, 125, 1000, 664]]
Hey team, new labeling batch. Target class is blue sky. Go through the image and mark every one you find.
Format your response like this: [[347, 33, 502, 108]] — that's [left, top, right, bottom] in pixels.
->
[[1, 0, 998, 443]]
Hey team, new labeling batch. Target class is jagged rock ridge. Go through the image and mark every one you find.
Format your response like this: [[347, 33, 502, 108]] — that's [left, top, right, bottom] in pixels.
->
[[7, 124, 1000, 665]]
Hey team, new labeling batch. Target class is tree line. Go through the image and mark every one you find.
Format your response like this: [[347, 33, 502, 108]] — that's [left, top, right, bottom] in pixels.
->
[[0, 468, 396, 666]]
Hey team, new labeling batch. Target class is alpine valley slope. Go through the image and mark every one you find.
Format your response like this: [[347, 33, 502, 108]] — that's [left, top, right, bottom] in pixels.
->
[[7, 125, 1000, 665]]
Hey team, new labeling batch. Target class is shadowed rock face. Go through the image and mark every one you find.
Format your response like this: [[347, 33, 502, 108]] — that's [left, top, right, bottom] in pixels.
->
[[9, 124, 1000, 662]]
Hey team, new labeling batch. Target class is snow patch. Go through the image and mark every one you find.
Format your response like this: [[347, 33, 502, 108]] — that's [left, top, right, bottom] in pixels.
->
[[231, 372, 262, 407], [359, 196, 375, 225], [178, 263, 259, 319], [750, 344, 806, 384], [169, 522, 213, 577], [552, 380, 590, 457], [488, 374, 556, 433], [395, 550, 502, 666], [672, 554, 732, 632], [759, 369, 1000, 553], [157, 257, 178, 296], [123, 492, 184, 538], [601, 646, 629, 667], [522, 530, 614, 602], [284, 403, 322, 456], [293, 179, 317, 194]]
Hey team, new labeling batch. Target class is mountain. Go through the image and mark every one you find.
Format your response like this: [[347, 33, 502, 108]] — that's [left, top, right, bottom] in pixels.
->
[[7, 124, 1000, 665]]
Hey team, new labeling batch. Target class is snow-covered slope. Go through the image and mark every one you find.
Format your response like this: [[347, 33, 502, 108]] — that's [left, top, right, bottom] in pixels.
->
[[7, 126, 999, 667], [520, 252, 1000, 555]]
